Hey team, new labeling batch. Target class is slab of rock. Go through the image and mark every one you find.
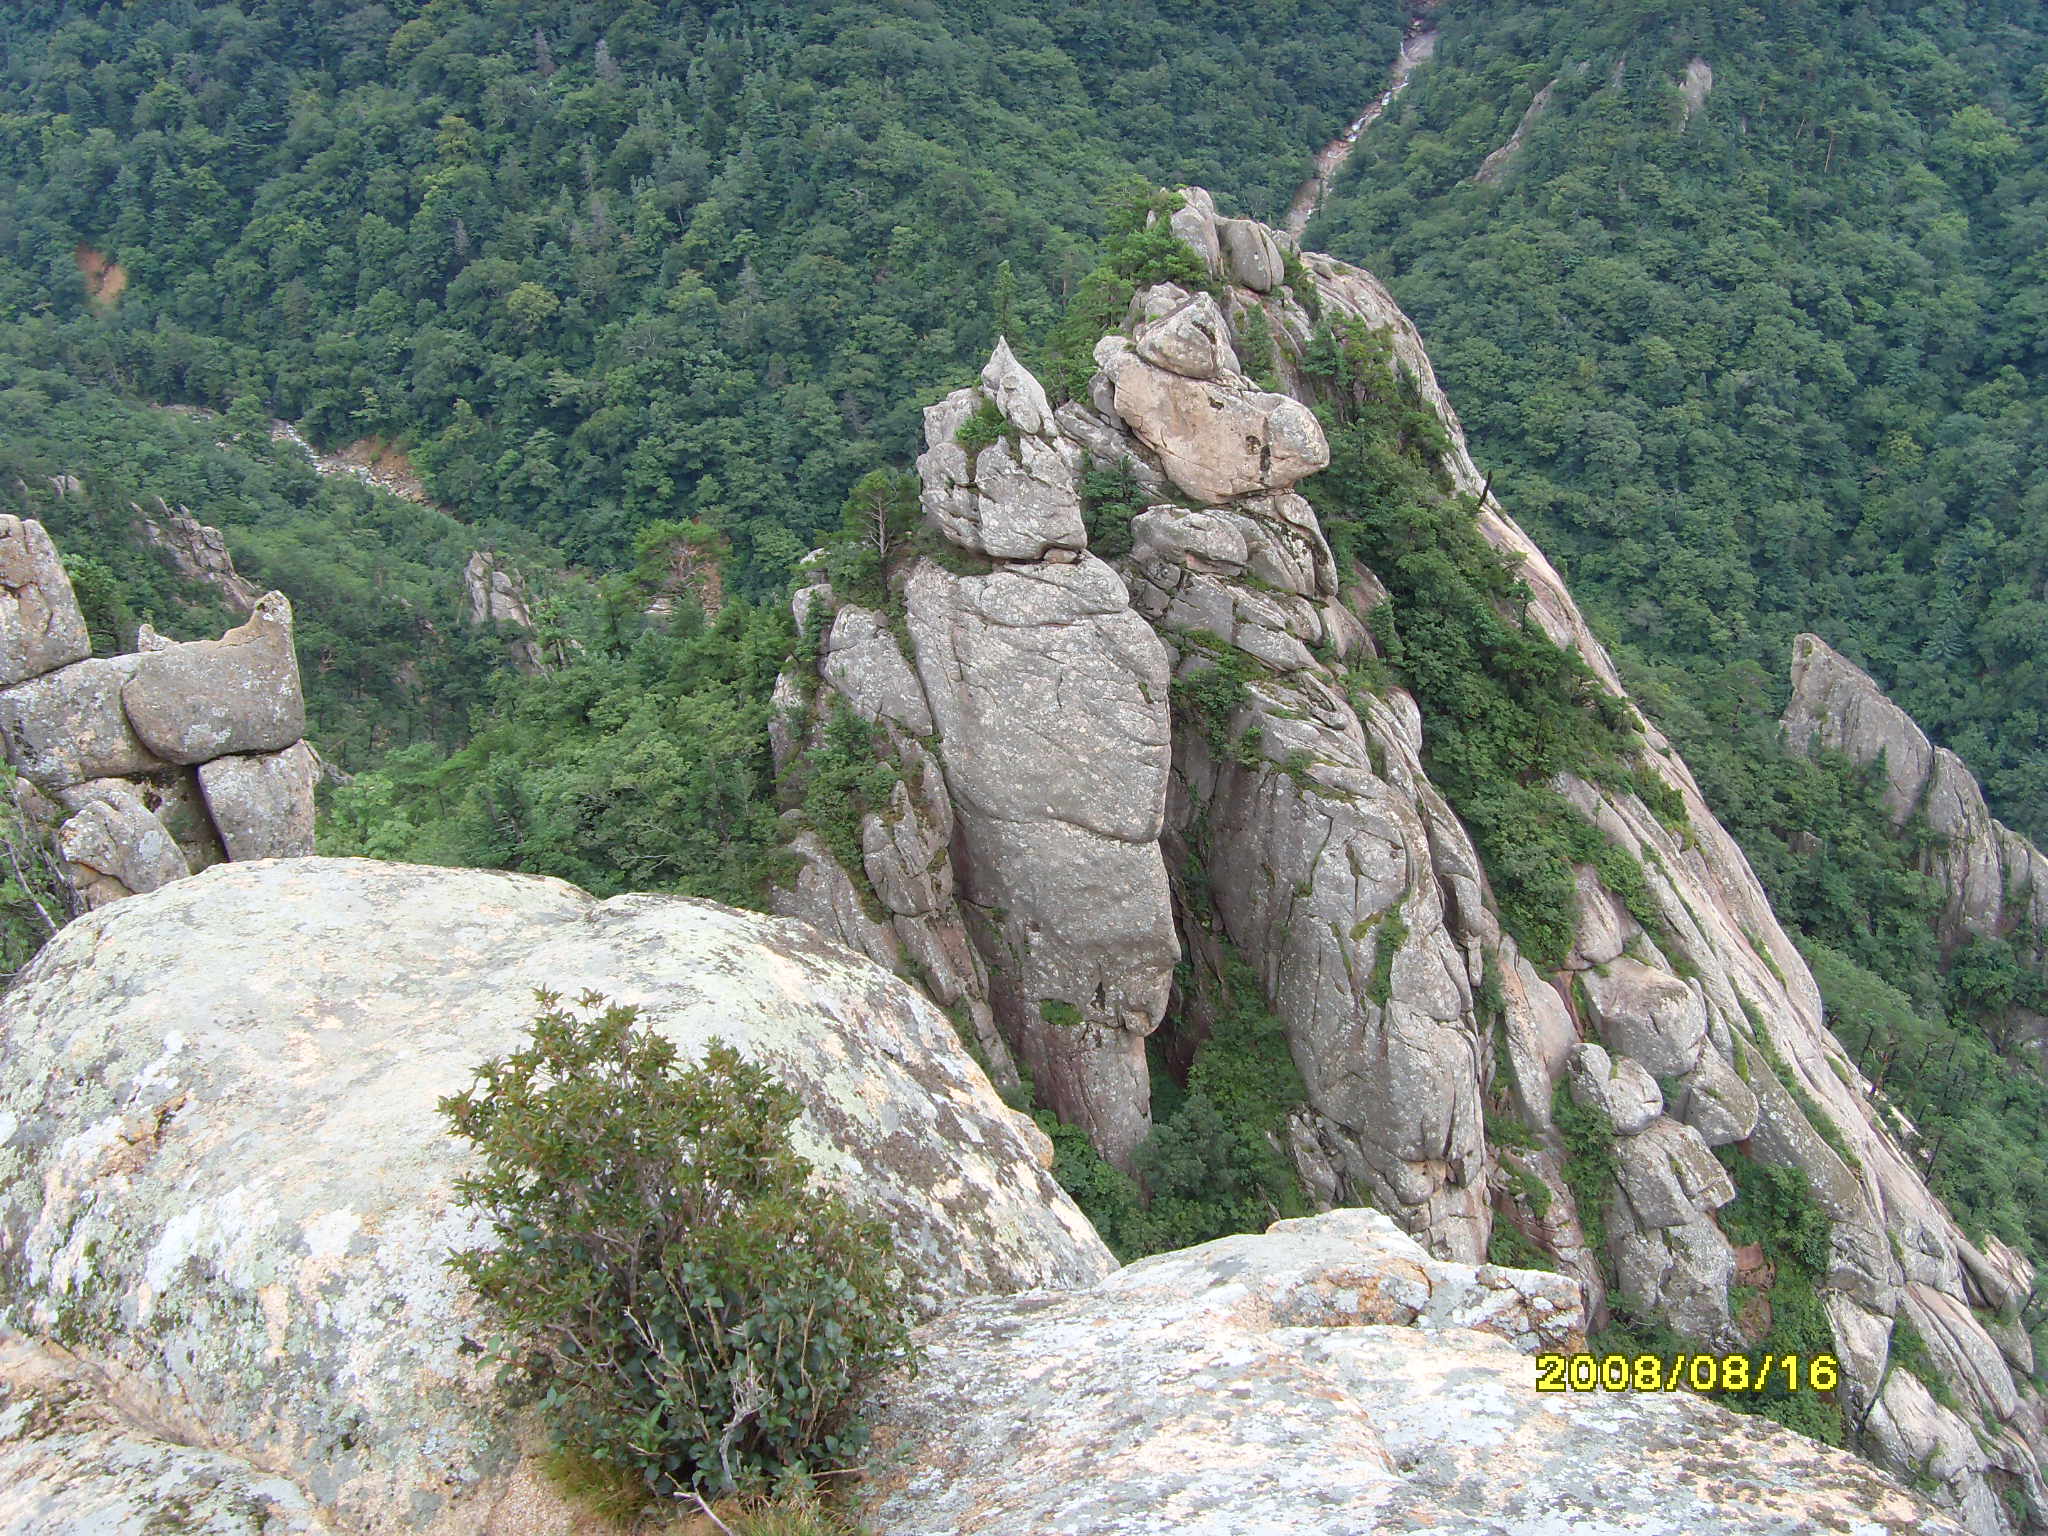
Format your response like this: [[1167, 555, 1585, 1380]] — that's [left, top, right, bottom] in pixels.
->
[[1217, 216, 1283, 291], [1671, 1046, 1760, 1146], [1098, 327, 1328, 504], [0, 516, 90, 687], [52, 781, 189, 907], [905, 556, 1177, 1166], [0, 859, 1113, 1533], [820, 606, 932, 736], [120, 592, 304, 765], [859, 1209, 1961, 1536], [1610, 1116, 1739, 1341], [0, 653, 162, 791], [196, 740, 319, 860]]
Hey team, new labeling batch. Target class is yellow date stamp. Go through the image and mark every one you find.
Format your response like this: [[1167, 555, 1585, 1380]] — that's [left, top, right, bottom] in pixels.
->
[[1535, 1352, 1840, 1394]]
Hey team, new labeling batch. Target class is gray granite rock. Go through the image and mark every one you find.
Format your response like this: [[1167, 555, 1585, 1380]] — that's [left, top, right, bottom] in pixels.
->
[[51, 780, 189, 908], [0, 859, 1111, 1534], [859, 1209, 1960, 1536], [0, 516, 90, 687], [905, 556, 1177, 1167], [195, 740, 320, 861], [120, 592, 305, 765], [0, 654, 161, 791]]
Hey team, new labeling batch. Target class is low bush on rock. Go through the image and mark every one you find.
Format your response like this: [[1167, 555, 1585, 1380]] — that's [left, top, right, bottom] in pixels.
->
[[441, 990, 914, 1507]]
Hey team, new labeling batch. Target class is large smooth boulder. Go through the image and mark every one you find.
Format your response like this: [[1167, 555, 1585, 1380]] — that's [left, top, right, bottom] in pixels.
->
[[1097, 332, 1328, 504], [858, 1210, 1962, 1536], [1567, 1040, 1663, 1134], [0, 516, 90, 687], [0, 859, 1113, 1534], [119, 591, 305, 765]]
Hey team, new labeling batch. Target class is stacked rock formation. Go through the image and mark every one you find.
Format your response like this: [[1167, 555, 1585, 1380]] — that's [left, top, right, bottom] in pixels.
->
[[774, 190, 2048, 1531], [0, 515, 315, 909]]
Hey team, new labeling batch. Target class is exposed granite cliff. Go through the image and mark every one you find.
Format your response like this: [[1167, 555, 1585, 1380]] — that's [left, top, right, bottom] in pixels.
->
[[0, 516, 316, 911], [772, 191, 2047, 1531], [1785, 631, 2048, 963]]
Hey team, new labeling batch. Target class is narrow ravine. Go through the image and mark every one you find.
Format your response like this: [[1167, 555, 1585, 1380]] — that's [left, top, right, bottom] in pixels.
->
[[1283, 6, 1440, 238]]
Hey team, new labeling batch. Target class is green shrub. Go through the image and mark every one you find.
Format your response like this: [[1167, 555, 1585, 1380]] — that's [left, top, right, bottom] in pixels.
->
[[953, 397, 1009, 458], [800, 705, 900, 889], [440, 991, 914, 1500], [1552, 1080, 1617, 1260], [1079, 454, 1145, 559], [1171, 644, 1260, 766]]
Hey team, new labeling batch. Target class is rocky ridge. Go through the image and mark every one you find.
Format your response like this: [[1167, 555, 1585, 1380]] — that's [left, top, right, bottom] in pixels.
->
[[772, 190, 2047, 1530], [0, 858, 1972, 1535], [862, 1208, 1962, 1536], [1785, 631, 2048, 971], [0, 516, 316, 911]]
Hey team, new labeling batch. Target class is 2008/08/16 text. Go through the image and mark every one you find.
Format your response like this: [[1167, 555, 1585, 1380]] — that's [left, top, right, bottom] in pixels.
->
[[1535, 1353, 1840, 1394]]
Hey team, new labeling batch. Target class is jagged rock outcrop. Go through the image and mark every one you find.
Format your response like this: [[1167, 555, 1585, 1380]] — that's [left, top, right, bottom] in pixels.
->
[[135, 497, 261, 615], [859, 1208, 1962, 1536], [0, 859, 1114, 1533], [775, 344, 1181, 1171], [0, 516, 90, 686], [774, 192, 2048, 1529], [0, 518, 316, 911], [460, 550, 545, 674], [1784, 631, 2048, 955]]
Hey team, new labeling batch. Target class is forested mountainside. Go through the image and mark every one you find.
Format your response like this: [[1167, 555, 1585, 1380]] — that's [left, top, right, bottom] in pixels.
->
[[4, 1, 2048, 1526], [0, 0, 1399, 580], [1308, 0, 2048, 842]]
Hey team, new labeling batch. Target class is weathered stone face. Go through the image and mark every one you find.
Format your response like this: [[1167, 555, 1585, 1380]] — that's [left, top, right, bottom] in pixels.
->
[[0, 515, 90, 687], [858, 1209, 1962, 1536], [820, 607, 932, 736], [905, 556, 1178, 1166], [196, 740, 319, 860], [1098, 330, 1329, 504], [0, 1338, 335, 1536], [51, 780, 190, 907], [916, 383, 1087, 562], [0, 654, 162, 791], [0, 859, 1113, 1534], [120, 592, 305, 765]]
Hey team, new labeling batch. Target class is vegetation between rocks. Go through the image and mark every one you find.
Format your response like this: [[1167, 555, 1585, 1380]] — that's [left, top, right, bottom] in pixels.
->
[[440, 991, 913, 1507]]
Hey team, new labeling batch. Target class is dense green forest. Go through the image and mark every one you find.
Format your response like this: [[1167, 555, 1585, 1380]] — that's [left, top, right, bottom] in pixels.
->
[[0, 0, 1400, 587], [1310, 0, 2048, 842]]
